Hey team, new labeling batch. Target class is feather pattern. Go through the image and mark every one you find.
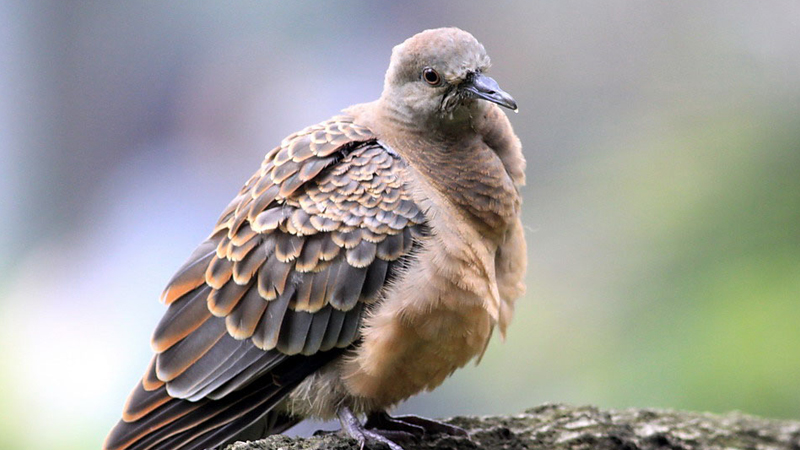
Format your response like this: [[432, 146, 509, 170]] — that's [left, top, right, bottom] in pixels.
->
[[106, 115, 426, 450]]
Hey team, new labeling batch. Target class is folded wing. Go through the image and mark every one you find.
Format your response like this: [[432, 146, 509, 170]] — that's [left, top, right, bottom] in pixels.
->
[[104, 116, 426, 450]]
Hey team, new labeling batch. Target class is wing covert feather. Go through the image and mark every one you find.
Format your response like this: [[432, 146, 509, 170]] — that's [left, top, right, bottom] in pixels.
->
[[107, 115, 427, 450]]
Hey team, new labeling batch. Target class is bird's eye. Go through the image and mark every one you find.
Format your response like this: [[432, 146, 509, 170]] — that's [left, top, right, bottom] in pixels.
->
[[422, 68, 441, 86]]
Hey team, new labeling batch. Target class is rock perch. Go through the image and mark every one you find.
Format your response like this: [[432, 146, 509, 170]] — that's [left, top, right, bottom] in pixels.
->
[[224, 404, 800, 450]]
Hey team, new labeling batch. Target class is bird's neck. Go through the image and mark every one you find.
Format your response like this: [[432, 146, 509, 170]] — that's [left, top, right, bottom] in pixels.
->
[[356, 101, 521, 238], [374, 96, 479, 138]]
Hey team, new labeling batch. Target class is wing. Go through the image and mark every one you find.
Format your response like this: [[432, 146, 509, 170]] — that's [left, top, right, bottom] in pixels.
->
[[104, 115, 427, 450]]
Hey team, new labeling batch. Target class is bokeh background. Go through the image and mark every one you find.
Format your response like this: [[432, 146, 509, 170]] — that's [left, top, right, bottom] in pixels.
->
[[2, 1, 799, 449]]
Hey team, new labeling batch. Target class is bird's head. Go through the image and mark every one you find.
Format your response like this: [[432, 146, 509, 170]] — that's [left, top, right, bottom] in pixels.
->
[[381, 27, 517, 124]]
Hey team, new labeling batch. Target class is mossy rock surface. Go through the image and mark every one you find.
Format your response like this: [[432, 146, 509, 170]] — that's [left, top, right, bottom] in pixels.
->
[[225, 403, 800, 450]]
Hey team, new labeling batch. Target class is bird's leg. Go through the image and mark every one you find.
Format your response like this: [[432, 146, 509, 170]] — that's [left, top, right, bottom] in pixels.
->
[[366, 411, 468, 437], [337, 406, 407, 450]]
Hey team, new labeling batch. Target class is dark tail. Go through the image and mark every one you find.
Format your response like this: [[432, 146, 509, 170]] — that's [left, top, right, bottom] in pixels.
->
[[103, 350, 339, 450]]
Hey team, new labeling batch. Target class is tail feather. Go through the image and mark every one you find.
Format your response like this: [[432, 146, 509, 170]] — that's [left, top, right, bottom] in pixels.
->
[[104, 350, 341, 450], [174, 388, 301, 450]]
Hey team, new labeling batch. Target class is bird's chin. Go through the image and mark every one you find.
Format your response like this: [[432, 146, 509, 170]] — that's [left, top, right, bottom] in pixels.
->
[[440, 89, 466, 113], [438, 97, 482, 120]]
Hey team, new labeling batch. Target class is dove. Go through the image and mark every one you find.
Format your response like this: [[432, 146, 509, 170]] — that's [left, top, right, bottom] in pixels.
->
[[104, 26, 526, 450]]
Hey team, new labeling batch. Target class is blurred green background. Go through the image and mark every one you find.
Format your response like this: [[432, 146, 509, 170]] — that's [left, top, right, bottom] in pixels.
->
[[1, 2, 799, 449]]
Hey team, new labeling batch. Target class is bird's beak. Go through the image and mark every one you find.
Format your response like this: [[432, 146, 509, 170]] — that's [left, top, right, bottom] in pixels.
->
[[460, 72, 518, 111]]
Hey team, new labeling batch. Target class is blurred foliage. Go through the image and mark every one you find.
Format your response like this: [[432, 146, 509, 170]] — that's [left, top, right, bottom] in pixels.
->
[[606, 112, 800, 417]]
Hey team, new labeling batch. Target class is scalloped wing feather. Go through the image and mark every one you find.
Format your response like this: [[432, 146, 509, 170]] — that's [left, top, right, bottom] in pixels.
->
[[105, 115, 427, 450]]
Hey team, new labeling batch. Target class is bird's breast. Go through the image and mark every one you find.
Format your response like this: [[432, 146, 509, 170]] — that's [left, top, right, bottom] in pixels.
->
[[339, 232, 497, 408]]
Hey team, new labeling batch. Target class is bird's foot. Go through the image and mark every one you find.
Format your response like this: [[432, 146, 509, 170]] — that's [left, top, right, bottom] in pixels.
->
[[366, 411, 468, 437], [338, 406, 408, 450]]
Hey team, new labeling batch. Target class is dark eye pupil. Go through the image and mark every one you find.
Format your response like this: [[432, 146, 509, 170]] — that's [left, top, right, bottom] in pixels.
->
[[423, 69, 440, 85]]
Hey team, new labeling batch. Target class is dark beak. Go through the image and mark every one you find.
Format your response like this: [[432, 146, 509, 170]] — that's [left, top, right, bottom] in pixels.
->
[[460, 72, 518, 111]]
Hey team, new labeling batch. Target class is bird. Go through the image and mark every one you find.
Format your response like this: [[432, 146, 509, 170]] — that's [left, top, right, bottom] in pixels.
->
[[103, 27, 526, 450]]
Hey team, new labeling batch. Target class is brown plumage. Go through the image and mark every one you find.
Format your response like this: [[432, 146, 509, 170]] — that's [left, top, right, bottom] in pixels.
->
[[105, 27, 526, 450]]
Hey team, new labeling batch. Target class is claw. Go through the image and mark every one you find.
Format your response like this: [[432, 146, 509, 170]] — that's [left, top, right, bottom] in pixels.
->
[[366, 411, 425, 436], [338, 407, 469, 450], [366, 411, 467, 437], [338, 406, 406, 450], [390, 414, 468, 436]]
